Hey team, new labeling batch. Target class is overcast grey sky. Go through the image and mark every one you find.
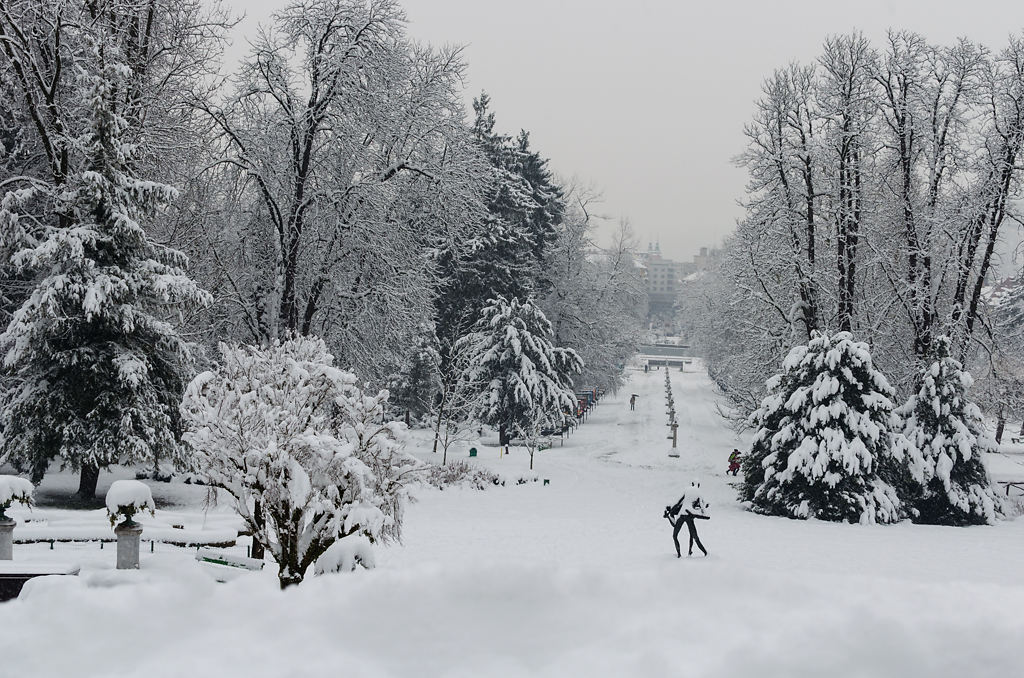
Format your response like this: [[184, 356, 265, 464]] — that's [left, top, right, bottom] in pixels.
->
[[227, 0, 1023, 262]]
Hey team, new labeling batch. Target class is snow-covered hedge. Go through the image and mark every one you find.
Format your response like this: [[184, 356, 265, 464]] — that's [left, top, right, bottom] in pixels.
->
[[423, 460, 502, 490], [105, 480, 155, 526]]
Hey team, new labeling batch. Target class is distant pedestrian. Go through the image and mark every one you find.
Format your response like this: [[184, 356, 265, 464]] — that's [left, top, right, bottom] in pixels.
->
[[664, 480, 710, 557], [644, 363, 649, 373], [629, 394, 637, 411], [728, 449, 741, 476]]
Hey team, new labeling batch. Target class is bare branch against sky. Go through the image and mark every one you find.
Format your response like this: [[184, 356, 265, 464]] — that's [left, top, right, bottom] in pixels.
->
[[223, 0, 1023, 260]]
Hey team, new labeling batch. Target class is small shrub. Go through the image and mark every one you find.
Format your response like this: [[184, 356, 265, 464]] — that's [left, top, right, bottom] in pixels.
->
[[424, 460, 501, 490]]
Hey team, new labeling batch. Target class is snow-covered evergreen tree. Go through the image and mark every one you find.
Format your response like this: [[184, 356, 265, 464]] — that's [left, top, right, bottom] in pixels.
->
[[741, 331, 904, 524], [180, 336, 418, 588], [433, 93, 565, 353], [0, 32, 209, 497], [458, 296, 582, 467], [894, 337, 1002, 525], [388, 324, 441, 426]]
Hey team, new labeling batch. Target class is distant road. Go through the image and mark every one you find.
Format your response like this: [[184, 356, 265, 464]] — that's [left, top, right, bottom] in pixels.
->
[[638, 344, 691, 357]]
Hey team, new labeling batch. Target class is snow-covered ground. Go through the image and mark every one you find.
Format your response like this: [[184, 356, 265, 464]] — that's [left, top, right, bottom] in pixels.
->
[[3, 362, 1024, 677]]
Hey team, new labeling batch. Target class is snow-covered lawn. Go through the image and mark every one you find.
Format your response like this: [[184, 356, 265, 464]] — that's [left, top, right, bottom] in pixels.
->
[[3, 363, 1024, 677]]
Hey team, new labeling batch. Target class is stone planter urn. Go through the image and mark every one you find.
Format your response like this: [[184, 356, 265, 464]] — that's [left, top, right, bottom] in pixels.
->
[[0, 518, 15, 561], [105, 480, 155, 570], [0, 475, 34, 561], [113, 521, 145, 570]]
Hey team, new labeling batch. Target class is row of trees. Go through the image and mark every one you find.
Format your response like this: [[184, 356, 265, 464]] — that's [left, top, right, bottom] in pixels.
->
[[0, 0, 643, 501], [684, 31, 1024, 437], [742, 332, 999, 526], [678, 31, 1021, 526]]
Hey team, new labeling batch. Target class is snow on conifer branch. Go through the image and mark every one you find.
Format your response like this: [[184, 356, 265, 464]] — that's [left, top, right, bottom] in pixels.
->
[[893, 337, 1002, 525], [457, 296, 582, 463], [742, 331, 905, 524], [0, 14, 211, 496]]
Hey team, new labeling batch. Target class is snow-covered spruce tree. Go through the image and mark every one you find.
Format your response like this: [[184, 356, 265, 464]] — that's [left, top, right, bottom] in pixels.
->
[[180, 336, 418, 588], [433, 93, 564, 352], [0, 35, 209, 497], [457, 296, 582, 468], [741, 331, 905, 523], [388, 324, 441, 426], [894, 337, 1002, 525]]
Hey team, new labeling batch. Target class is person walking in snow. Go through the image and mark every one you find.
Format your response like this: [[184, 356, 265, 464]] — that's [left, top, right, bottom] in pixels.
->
[[664, 480, 710, 557], [630, 394, 637, 411], [727, 449, 741, 476]]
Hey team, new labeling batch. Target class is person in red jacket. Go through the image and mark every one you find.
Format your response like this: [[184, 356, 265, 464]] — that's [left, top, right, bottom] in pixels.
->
[[728, 449, 741, 476]]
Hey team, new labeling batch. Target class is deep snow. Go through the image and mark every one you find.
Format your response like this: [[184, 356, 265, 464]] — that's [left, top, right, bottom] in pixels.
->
[[2, 362, 1024, 677]]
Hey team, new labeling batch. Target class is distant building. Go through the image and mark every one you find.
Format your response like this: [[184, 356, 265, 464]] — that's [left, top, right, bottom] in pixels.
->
[[637, 243, 687, 316], [691, 246, 719, 272], [636, 243, 721, 318]]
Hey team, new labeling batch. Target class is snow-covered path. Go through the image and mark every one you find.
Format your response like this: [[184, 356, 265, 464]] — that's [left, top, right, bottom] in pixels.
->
[[3, 364, 1024, 677], [386, 363, 735, 572]]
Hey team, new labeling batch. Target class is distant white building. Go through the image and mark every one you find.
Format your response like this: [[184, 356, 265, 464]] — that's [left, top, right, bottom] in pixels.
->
[[636, 243, 720, 317], [636, 243, 684, 316]]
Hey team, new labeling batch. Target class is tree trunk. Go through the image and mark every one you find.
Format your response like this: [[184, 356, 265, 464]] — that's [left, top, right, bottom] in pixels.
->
[[405, 410, 410, 427], [76, 464, 100, 500], [276, 518, 303, 589], [250, 501, 265, 561], [279, 573, 302, 589], [432, 400, 445, 455]]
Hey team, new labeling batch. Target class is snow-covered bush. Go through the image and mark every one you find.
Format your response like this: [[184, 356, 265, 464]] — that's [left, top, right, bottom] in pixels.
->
[[314, 534, 376, 575], [423, 460, 502, 491], [104, 480, 155, 526], [180, 336, 419, 588], [457, 295, 582, 468], [496, 470, 540, 486], [894, 337, 1002, 525], [742, 331, 905, 524], [0, 475, 33, 519]]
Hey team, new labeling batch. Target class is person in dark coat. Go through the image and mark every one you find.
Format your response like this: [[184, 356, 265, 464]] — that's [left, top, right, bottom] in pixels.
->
[[629, 394, 637, 411], [664, 480, 710, 557]]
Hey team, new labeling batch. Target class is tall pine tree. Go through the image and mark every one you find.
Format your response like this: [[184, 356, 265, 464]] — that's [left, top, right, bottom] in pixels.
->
[[0, 32, 209, 497], [434, 93, 565, 355], [458, 296, 582, 463], [742, 331, 904, 523], [894, 337, 1002, 525]]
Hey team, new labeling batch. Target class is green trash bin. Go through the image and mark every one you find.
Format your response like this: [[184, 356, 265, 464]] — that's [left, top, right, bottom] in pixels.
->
[[469, 447, 477, 458]]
